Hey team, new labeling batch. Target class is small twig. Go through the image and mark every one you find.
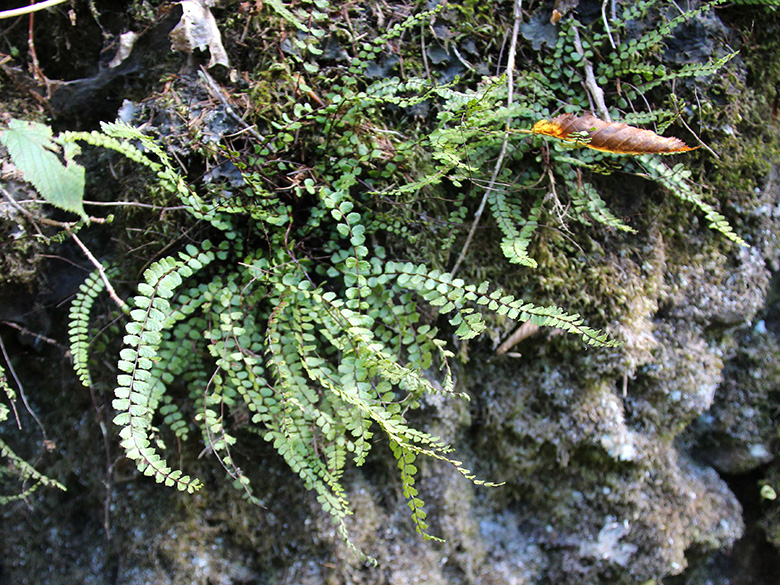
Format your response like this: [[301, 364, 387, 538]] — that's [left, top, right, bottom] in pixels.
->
[[26, 2, 48, 92], [679, 89, 720, 159], [86, 379, 113, 538], [546, 167, 568, 226], [0, 187, 106, 230], [669, 0, 686, 17], [495, 27, 509, 77], [601, 0, 616, 49], [572, 24, 611, 122], [677, 114, 719, 159], [0, 334, 22, 428], [420, 22, 432, 81], [451, 45, 474, 72], [82, 199, 188, 210], [451, 0, 523, 276], [0, 332, 47, 439], [1, 321, 63, 349], [197, 66, 263, 141], [1, 186, 109, 228], [1, 186, 56, 225], [68, 231, 127, 311], [0, 0, 68, 21]]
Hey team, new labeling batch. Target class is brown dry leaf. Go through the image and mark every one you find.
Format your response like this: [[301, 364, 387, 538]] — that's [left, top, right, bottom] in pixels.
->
[[530, 112, 698, 155]]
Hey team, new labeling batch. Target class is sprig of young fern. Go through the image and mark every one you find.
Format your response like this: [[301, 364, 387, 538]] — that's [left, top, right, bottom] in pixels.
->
[[69, 265, 112, 387], [0, 364, 66, 504], [490, 191, 543, 267], [381, 261, 616, 346], [639, 156, 746, 246], [571, 182, 636, 233]]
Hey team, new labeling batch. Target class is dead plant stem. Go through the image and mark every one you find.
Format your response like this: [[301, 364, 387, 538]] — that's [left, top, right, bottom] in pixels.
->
[[0, 0, 69, 21], [572, 24, 610, 121], [451, 0, 522, 276], [68, 232, 128, 312]]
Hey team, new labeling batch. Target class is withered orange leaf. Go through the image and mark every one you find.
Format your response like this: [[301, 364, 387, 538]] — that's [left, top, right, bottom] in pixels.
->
[[529, 113, 698, 155]]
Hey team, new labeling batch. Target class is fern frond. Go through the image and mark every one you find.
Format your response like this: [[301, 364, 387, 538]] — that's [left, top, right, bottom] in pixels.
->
[[613, 0, 727, 62], [1, 365, 66, 504], [112, 243, 217, 493], [100, 121, 235, 232], [389, 439, 441, 541], [383, 262, 616, 346], [639, 157, 746, 246], [265, 0, 309, 32], [263, 292, 354, 521], [145, 285, 214, 443], [0, 438, 66, 504], [58, 129, 160, 170], [1, 361, 15, 408], [489, 192, 542, 267], [349, 5, 443, 75], [637, 52, 738, 93], [68, 265, 110, 387], [571, 183, 636, 233], [198, 279, 272, 506]]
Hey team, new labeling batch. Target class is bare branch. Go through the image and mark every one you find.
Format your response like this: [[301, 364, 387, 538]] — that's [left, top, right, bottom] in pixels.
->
[[572, 24, 611, 122], [68, 232, 128, 312]]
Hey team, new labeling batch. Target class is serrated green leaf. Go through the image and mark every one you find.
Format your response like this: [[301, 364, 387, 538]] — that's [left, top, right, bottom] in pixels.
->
[[0, 119, 86, 219]]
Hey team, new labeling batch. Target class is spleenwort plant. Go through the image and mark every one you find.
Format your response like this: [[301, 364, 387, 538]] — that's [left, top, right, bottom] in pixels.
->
[[1, 0, 747, 560], [53, 114, 614, 556]]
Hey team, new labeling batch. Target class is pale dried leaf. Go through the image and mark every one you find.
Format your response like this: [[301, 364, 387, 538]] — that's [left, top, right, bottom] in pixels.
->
[[108, 31, 139, 69], [170, 0, 229, 69]]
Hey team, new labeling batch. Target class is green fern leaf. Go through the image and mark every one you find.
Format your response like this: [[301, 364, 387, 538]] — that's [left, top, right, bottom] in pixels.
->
[[640, 157, 746, 246], [572, 183, 636, 233], [1, 365, 66, 504], [112, 244, 216, 493], [68, 266, 110, 387], [384, 262, 616, 347]]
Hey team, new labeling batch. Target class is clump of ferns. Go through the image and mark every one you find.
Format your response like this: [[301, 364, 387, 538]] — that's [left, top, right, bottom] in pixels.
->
[[63, 0, 746, 559], [65, 110, 618, 560]]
